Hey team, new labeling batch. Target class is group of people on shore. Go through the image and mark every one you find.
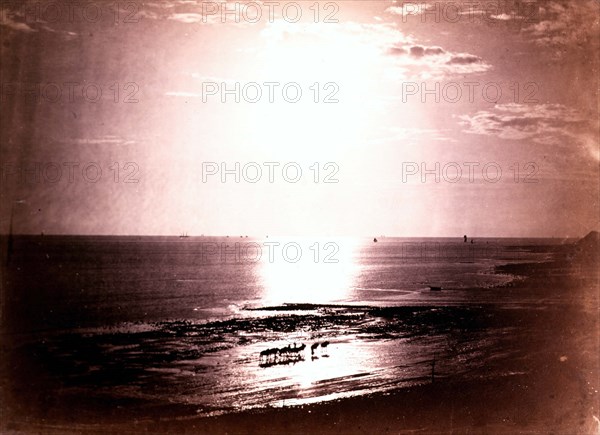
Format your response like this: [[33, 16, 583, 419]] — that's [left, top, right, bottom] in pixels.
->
[[259, 341, 329, 367]]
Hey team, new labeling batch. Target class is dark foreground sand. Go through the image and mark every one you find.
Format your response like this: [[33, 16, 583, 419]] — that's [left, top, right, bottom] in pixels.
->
[[2, 242, 599, 434]]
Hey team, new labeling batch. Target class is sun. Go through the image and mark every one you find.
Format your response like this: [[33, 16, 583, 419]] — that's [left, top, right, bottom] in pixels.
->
[[241, 22, 385, 160]]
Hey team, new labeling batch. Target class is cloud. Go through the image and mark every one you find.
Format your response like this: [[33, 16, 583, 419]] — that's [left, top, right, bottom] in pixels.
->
[[386, 3, 429, 17], [141, 0, 268, 27], [459, 103, 586, 140], [490, 13, 512, 21], [63, 136, 137, 146], [387, 46, 407, 55], [524, 0, 599, 53], [164, 1, 266, 27], [385, 2, 520, 21], [408, 45, 445, 57], [261, 21, 490, 80], [459, 103, 599, 160], [383, 0, 598, 40], [168, 13, 204, 23], [409, 45, 426, 57], [0, 5, 79, 37], [391, 45, 489, 78], [0, 7, 36, 33], [447, 54, 481, 65]]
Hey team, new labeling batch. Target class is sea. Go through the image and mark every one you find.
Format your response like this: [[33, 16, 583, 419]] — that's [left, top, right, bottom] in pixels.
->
[[0, 235, 567, 420]]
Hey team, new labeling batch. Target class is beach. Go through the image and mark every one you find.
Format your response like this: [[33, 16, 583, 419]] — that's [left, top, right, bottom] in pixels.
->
[[1, 236, 598, 434], [185, 252, 598, 435], [2, 0, 598, 431]]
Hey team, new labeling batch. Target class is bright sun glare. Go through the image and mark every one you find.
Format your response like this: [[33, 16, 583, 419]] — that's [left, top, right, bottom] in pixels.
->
[[247, 22, 384, 159], [258, 237, 360, 304]]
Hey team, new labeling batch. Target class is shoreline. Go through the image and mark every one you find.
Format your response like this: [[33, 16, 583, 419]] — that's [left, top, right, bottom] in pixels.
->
[[2, 243, 598, 434]]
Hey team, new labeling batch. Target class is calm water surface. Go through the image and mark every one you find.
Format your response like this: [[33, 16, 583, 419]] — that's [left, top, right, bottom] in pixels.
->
[[1, 236, 562, 417]]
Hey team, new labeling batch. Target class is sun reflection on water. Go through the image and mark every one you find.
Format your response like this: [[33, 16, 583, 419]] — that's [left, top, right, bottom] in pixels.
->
[[257, 237, 361, 305], [236, 238, 392, 406]]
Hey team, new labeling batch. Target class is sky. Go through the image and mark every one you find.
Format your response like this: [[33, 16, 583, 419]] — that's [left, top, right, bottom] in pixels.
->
[[0, 0, 598, 237]]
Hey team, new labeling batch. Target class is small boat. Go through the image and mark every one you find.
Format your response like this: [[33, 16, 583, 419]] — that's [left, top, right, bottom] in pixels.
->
[[429, 286, 442, 291]]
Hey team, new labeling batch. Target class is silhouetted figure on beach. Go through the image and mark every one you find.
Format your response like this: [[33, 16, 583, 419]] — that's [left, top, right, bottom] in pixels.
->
[[471, 239, 474, 244], [320, 341, 330, 357], [464, 235, 467, 243], [259, 348, 278, 365], [311, 342, 320, 359]]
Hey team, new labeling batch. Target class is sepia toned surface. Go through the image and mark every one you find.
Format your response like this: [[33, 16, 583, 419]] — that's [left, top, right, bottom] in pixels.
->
[[1, 1, 599, 434]]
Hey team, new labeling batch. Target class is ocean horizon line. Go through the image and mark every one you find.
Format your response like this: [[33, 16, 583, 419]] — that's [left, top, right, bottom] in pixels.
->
[[0, 233, 584, 240]]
